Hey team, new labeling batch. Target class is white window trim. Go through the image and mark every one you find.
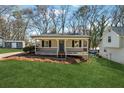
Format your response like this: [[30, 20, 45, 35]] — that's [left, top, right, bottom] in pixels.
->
[[44, 40, 49, 48]]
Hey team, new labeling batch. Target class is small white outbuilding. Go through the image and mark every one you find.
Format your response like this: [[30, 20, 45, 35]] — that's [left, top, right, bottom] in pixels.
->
[[99, 27, 124, 64], [4, 40, 25, 49]]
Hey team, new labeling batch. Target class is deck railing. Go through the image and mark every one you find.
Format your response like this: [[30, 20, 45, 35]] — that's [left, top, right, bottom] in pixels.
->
[[35, 47, 57, 55]]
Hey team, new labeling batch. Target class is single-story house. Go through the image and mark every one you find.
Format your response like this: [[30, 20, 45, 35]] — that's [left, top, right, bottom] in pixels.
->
[[3, 40, 25, 49], [99, 27, 124, 64], [31, 34, 90, 59], [0, 33, 25, 49]]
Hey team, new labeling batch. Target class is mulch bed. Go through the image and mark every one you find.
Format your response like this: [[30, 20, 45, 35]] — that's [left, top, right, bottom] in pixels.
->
[[1, 53, 86, 64]]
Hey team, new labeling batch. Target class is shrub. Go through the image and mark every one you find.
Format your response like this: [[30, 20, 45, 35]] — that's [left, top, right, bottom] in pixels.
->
[[23, 46, 35, 53]]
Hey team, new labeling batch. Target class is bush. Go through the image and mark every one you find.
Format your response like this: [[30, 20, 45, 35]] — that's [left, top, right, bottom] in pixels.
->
[[23, 46, 35, 53]]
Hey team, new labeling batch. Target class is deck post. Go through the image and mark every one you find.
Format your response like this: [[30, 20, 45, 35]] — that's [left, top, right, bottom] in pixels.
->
[[40, 39, 42, 48], [56, 39, 59, 58], [81, 39, 83, 58], [87, 39, 89, 59], [35, 39, 37, 54], [65, 39, 67, 58]]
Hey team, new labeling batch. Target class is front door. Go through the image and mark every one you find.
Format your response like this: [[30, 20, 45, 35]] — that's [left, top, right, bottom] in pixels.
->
[[59, 40, 65, 53]]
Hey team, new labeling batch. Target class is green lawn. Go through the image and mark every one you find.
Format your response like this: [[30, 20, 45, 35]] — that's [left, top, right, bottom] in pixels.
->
[[0, 48, 22, 54], [0, 57, 124, 88]]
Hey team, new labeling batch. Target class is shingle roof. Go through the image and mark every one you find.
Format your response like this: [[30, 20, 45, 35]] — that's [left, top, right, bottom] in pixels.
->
[[112, 27, 124, 36]]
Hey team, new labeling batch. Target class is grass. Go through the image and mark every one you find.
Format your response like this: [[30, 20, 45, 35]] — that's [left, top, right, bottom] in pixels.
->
[[0, 48, 22, 54], [0, 57, 124, 87]]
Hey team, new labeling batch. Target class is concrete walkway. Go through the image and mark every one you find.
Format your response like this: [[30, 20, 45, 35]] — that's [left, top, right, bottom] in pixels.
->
[[0, 52, 23, 59]]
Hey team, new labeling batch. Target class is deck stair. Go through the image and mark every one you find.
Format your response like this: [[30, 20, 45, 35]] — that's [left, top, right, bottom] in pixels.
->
[[58, 52, 66, 58]]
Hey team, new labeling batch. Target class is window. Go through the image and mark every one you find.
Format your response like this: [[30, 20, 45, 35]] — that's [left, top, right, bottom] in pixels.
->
[[16, 42, 22, 48], [5, 42, 11, 48], [83, 40, 87, 47], [42, 40, 51, 47], [44, 40, 49, 47], [74, 40, 79, 47], [108, 36, 111, 43], [72, 40, 81, 47]]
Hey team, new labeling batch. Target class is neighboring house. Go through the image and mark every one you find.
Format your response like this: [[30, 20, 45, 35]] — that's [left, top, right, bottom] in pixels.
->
[[4, 40, 25, 49], [0, 36, 3, 48], [99, 27, 124, 64], [32, 34, 90, 59], [0, 38, 25, 49]]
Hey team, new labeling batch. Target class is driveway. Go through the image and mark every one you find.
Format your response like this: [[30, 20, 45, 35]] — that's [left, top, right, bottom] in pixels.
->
[[0, 52, 23, 59]]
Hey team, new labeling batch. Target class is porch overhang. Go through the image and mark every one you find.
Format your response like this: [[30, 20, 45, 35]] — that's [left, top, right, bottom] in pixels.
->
[[31, 34, 90, 40]]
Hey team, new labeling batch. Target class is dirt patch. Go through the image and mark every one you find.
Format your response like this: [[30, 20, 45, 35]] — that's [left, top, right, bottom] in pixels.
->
[[2, 53, 86, 64]]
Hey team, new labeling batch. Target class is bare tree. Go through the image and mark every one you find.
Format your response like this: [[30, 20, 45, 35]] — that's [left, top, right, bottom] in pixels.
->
[[91, 15, 109, 49], [76, 5, 110, 49], [0, 6, 13, 16], [8, 7, 32, 41], [0, 6, 14, 39], [49, 6, 61, 34], [111, 5, 124, 27], [31, 5, 51, 34], [10, 11, 26, 40], [59, 6, 69, 34], [0, 5, 117, 47], [68, 12, 79, 34]]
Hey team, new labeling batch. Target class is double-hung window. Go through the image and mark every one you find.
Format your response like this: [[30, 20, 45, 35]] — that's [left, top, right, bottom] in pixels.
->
[[108, 36, 111, 43], [42, 40, 51, 47], [72, 40, 81, 47], [44, 40, 49, 47]]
